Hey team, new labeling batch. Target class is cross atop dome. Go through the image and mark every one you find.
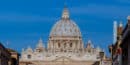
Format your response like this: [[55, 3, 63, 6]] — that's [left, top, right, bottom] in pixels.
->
[[62, 6, 70, 19]]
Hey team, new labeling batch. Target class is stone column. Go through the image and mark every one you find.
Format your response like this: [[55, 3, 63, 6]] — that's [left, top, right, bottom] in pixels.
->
[[77, 41, 80, 54], [49, 40, 54, 54], [72, 41, 76, 53], [78, 41, 80, 49], [74, 42, 77, 53], [81, 41, 84, 54], [72, 41, 75, 49], [54, 40, 56, 54]]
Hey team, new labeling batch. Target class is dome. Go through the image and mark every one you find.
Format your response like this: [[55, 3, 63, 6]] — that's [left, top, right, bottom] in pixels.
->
[[36, 38, 44, 48], [50, 7, 81, 37], [26, 46, 33, 52]]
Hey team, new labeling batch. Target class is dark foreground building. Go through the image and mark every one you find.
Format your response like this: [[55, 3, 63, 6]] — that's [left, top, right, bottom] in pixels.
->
[[109, 16, 130, 65], [0, 42, 20, 65], [0, 43, 11, 65], [120, 16, 130, 65]]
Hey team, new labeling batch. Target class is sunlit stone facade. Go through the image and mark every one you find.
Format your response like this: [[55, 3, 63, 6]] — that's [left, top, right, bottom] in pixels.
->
[[19, 7, 106, 65]]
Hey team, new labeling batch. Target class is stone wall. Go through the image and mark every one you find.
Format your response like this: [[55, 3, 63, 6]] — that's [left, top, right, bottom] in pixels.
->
[[20, 61, 96, 65]]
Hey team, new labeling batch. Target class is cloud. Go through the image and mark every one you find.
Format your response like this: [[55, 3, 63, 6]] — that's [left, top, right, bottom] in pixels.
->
[[0, 12, 57, 22]]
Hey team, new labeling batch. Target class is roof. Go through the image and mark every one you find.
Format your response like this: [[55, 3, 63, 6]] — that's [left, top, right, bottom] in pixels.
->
[[7, 48, 20, 56]]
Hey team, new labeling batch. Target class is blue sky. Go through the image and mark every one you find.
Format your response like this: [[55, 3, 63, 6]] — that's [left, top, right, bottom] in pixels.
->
[[0, 0, 130, 56]]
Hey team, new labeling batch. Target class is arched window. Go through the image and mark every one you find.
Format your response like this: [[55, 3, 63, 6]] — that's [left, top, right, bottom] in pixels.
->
[[64, 50, 67, 52], [88, 49, 91, 53], [27, 55, 31, 59], [70, 43, 72, 47], [58, 43, 60, 48]]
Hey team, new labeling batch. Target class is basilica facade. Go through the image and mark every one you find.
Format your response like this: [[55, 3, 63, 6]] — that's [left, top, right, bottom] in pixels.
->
[[19, 7, 107, 65]]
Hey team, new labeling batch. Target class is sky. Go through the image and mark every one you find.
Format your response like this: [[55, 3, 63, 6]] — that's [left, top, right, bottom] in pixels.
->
[[0, 0, 130, 56]]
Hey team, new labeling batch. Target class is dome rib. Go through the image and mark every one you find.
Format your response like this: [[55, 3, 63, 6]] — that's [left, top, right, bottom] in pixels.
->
[[50, 19, 81, 37]]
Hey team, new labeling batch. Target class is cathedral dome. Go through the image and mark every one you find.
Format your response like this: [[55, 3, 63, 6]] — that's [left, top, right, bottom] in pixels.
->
[[50, 7, 81, 37]]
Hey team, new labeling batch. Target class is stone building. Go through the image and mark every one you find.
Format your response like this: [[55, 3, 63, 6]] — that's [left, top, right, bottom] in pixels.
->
[[7, 48, 20, 65], [19, 6, 109, 65], [0, 43, 11, 65]]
